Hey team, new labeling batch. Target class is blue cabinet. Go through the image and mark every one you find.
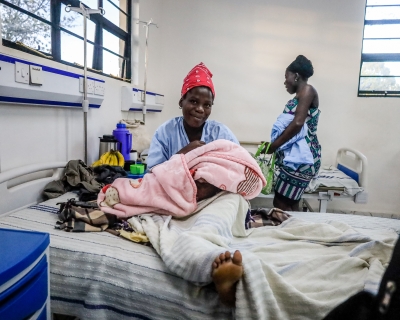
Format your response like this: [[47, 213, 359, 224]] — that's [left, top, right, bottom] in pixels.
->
[[0, 228, 50, 320]]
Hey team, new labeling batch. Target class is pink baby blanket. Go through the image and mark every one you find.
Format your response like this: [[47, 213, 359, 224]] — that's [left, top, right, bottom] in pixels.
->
[[97, 139, 266, 218]]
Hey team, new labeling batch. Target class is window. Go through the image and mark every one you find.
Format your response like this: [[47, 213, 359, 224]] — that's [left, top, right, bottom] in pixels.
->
[[0, 0, 131, 81], [359, 0, 400, 97]]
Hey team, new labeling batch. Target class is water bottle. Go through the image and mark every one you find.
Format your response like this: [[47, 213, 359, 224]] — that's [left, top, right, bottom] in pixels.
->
[[129, 150, 138, 163], [112, 123, 132, 161]]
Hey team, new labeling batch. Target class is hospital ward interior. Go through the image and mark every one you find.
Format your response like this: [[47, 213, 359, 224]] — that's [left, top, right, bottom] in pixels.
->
[[1, 0, 400, 319]]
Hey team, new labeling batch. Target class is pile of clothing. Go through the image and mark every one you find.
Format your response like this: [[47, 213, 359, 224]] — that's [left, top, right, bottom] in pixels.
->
[[43, 160, 127, 201]]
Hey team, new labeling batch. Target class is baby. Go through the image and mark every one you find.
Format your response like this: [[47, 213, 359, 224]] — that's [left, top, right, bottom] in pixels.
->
[[195, 178, 222, 202]]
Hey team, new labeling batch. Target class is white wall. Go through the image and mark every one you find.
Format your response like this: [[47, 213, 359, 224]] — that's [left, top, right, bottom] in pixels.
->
[[1, 0, 399, 215], [0, 0, 164, 170], [149, 0, 400, 215]]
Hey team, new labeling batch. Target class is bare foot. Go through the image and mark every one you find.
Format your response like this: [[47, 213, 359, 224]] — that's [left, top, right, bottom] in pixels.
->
[[212, 250, 243, 307]]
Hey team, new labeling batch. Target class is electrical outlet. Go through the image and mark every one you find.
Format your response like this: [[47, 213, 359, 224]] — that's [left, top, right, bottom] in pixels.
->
[[87, 79, 94, 94], [79, 77, 95, 94], [132, 90, 140, 102], [29, 65, 43, 85], [15, 61, 29, 84], [94, 81, 105, 96]]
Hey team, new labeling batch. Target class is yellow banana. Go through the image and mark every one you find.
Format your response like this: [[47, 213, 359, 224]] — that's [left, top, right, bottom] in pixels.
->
[[104, 152, 114, 165], [91, 159, 103, 167], [111, 154, 118, 166], [115, 151, 125, 167], [100, 151, 110, 163]]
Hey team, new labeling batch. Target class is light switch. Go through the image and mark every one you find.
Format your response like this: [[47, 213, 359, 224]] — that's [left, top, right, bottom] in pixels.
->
[[29, 65, 43, 85], [15, 61, 29, 84]]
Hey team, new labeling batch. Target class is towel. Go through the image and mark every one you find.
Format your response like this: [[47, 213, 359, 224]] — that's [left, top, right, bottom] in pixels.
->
[[97, 139, 266, 218], [271, 113, 314, 170]]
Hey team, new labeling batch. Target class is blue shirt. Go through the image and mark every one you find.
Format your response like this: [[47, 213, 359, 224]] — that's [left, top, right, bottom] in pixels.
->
[[147, 116, 239, 169]]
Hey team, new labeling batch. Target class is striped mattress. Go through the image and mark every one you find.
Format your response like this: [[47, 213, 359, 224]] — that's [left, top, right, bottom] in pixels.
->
[[1, 192, 400, 319], [0, 193, 230, 320]]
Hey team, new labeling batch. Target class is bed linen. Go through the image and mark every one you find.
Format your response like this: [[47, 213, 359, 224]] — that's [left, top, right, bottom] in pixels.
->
[[305, 167, 364, 196], [0, 192, 399, 319], [138, 192, 397, 320]]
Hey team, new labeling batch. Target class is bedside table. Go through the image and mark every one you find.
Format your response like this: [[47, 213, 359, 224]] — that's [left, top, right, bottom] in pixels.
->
[[0, 228, 50, 320]]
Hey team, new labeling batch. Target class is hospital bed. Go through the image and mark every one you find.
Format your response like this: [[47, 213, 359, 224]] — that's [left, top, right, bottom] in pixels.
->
[[0, 161, 399, 320], [250, 147, 368, 212]]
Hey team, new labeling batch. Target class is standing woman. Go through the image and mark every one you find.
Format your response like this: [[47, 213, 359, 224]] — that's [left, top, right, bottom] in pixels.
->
[[147, 62, 239, 170], [268, 55, 321, 211]]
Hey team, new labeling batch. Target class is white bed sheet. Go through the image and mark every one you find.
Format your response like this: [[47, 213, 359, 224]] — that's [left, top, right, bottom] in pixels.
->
[[289, 211, 400, 235], [1, 192, 399, 319], [305, 167, 364, 196]]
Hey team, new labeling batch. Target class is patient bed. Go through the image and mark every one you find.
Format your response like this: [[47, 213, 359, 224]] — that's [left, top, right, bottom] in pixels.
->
[[0, 161, 398, 320], [251, 147, 368, 212]]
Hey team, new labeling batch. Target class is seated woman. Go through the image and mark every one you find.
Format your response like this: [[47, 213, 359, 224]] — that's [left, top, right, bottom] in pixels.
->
[[146, 62, 239, 170]]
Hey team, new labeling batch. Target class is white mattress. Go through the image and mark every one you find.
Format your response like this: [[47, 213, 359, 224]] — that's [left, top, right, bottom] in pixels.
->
[[1, 192, 399, 319]]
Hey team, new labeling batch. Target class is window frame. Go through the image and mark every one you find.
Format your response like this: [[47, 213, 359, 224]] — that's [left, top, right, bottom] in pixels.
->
[[0, 0, 131, 82], [358, 1, 400, 97]]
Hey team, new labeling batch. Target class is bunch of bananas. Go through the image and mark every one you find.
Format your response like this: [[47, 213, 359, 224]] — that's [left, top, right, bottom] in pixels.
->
[[92, 150, 125, 167]]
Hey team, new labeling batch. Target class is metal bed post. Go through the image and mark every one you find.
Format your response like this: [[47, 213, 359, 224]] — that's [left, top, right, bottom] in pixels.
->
[[65, 4, 105, 164], [137, 19, 158, 123]]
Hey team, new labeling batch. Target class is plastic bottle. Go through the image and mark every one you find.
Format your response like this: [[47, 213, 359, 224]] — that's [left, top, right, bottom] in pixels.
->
[[112, 123, 132, 161], [129, 150, 138, 163]]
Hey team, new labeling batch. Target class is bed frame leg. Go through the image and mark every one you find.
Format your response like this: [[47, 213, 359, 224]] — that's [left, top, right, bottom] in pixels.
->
[[302, 199, 313, 212], [319, 199, 328, 213]]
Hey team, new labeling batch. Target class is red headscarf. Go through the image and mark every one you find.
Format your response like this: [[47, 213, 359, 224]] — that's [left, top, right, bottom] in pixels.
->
[[181, 62, 215, 98]]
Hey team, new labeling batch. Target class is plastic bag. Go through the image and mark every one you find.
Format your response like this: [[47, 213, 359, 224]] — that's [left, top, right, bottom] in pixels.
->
[[254, 141, 276, 195], [120, 119, 151, 154]]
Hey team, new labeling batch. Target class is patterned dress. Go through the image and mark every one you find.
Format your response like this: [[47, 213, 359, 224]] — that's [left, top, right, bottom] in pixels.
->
[[274, 98, 321, 201]]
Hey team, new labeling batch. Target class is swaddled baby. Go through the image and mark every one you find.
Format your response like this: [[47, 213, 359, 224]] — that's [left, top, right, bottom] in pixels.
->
[[195, 178, 222, 202]]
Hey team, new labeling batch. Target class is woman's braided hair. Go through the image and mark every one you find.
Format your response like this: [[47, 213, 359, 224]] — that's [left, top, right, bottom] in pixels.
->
[[287, 55, 314, 79]]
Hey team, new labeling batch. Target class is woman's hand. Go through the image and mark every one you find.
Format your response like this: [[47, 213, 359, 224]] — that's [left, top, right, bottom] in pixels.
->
[[260, 142, 275, 154], [177, 140, 206, 155]]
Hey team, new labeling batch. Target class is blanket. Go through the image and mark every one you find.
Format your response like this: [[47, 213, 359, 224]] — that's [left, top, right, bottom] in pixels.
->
[[272, 113, 314, 170], [137, 193, 397, 320], [97, 140, 266, 218]]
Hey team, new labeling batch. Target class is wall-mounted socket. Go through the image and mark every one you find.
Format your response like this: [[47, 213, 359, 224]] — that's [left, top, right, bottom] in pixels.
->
[[79, 77, 95, 94], [133, 90, 141, 102], [15, 61, 30, 84], [87, 79, 94, 94], [94, 81, 105, 96]]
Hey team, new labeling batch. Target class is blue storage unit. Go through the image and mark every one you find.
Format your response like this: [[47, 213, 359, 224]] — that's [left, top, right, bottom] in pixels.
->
[[0, 228, 50, 320]]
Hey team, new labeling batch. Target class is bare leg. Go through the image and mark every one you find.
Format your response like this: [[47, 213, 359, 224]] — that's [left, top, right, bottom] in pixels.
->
[[273, 194, 292, 211], [291, 200, 300, 212], [212, 250, 243, 307]]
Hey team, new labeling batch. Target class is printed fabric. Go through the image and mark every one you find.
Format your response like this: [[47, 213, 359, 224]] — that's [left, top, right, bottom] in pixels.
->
[[274, 98, 321, 200]]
